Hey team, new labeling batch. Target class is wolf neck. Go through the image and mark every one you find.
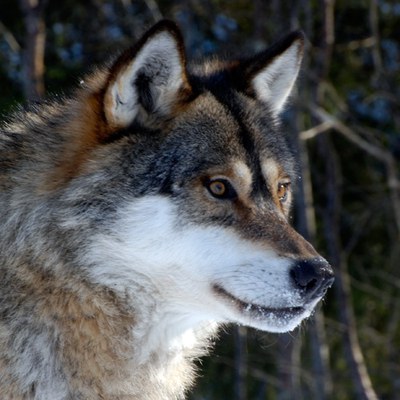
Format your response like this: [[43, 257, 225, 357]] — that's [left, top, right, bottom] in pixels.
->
[[11, 265, 217, 399], [134, 304, 218, 365], [109, 288, 217, 399], [127, 279, 219, 361], [91, 285, 217, 399], [102, 279, 218, 399], [130, 298, 218, 399]]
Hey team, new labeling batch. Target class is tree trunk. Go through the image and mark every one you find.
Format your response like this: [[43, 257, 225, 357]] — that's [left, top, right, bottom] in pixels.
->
[[295, 130, 333, 400], [290, 91, 334, 398], [276, 334, 303, 400], [318, 134, 378, 400], [233, 326, 248, 400], [19, 0, 47, 101]]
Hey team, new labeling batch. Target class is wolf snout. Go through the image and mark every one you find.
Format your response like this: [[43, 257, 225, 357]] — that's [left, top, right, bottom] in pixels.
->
[[290, 258, 334, 301]]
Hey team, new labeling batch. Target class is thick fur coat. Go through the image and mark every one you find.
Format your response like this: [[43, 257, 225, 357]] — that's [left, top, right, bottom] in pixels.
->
[[0, 21, 333, 399]]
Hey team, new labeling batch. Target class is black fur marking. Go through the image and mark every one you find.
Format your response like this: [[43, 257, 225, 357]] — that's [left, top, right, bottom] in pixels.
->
[[135, 71, 154, 113], [205, 80, 271, 198], [99, 121, 157, 145]]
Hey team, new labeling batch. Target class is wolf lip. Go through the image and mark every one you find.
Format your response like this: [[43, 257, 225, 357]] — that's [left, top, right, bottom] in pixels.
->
[[213, 284, 305, 318]]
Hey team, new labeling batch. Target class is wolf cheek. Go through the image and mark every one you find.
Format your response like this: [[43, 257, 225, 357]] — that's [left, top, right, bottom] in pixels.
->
[[85, 195, 333, 334]]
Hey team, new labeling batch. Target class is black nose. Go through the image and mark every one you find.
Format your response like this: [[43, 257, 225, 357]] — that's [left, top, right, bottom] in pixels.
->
[[290, 258, 334, 301]]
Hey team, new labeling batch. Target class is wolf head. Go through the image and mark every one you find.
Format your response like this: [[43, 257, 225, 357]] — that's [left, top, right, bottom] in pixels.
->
[[72, 21, 333, 334], [5, 21, 333, 336]]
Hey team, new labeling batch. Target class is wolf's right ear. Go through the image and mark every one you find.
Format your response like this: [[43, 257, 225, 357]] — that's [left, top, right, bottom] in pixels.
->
[[103, 20, 190, 129]]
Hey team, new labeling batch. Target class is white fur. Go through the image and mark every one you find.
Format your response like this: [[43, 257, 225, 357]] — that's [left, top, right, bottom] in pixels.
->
[[105, 32, 185, 127], [85, 195, 316, 365], [252, 40, 302, 114]]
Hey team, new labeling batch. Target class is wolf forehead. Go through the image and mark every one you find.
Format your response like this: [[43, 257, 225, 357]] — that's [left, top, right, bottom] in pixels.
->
[[122, 78, 296, 186], [98, 22, 301, 185], [108, 60, 297, 190]]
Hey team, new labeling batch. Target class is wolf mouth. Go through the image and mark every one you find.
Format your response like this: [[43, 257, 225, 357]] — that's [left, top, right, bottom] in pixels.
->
[[213, 284, 305, 320]]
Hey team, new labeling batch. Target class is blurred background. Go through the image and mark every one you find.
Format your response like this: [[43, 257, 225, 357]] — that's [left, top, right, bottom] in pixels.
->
[[0, 1, 399, 399]]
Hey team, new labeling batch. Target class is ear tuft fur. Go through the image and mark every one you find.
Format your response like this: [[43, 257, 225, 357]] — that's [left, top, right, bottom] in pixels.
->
[[242, 31, 305, 114], [104, 20, 190, 129]]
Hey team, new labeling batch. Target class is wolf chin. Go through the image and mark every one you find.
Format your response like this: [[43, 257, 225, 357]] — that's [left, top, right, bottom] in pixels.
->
[[0, 20, 334, 399]]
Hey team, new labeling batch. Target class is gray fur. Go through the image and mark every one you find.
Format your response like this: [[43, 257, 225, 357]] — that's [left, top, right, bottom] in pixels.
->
[[0, 21, 333, 399]]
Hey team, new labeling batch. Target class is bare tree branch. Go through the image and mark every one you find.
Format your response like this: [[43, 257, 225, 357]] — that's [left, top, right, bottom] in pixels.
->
[[369, 0, 384, 83], [310, 106, 400, 234], [0, 21, 21, 53], [299, 121, 334, 141]]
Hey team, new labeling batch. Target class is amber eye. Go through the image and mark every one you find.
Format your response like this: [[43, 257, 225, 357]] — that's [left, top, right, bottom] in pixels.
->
[[277, 182, 290, 203], [209, 181, 226, 196], [206, 179, 237, 200]]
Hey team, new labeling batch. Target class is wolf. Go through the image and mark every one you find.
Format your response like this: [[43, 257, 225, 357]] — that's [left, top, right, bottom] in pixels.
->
[[0, 20, 334, 399]]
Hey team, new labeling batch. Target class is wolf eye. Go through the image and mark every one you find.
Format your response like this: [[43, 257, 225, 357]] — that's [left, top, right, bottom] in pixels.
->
[[206, 179, 237, 200], [277, 182, 290, 202]]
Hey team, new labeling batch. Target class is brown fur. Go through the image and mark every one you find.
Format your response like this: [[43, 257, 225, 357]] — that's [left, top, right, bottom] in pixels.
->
[[0, 20, 333, 399]]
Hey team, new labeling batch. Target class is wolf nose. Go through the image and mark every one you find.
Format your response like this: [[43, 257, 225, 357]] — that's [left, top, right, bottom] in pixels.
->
[[290, 258, 334, 301]]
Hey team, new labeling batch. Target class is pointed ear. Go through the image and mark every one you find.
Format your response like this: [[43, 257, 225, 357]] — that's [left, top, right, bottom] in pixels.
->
[[243, 31, 305, 114], [103, 20, 190, 128]]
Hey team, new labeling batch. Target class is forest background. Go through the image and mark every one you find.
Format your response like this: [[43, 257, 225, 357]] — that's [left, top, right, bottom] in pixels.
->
[[0, 1, 399, 399]]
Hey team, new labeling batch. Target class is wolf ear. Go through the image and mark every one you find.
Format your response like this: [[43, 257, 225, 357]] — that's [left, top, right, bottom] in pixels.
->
[[104, 20, 190, 128], [243, 31, 305, 115]]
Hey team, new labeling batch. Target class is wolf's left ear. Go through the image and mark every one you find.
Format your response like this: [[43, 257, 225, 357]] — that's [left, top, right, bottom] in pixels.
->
[[103, 20, 190, 129], [242, 31, 305, 115]]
